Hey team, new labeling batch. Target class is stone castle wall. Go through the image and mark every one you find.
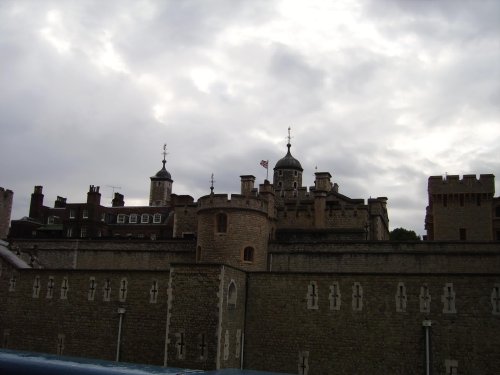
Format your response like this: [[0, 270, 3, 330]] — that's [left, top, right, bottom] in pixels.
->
[[269, 241, 500, 273], [244, 272, 500, 374], [0, 266, 171, 365], [10, 239, 196, 269]]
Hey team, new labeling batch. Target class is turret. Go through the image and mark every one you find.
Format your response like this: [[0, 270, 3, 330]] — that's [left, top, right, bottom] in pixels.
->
[[273, 128, 303, 194], [149, 144, 173, 206], [196, 194, 270, 271]]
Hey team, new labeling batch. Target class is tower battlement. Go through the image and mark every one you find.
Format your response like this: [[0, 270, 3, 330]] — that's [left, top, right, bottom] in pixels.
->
[[197, 194, 268, 214], [428, 174, 495, 194]]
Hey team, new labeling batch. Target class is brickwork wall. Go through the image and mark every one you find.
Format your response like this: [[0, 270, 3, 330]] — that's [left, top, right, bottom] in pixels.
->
[[0, 266, 170, 365], [269, 242, 500, 273], [244, 272, 500, 374], [219, 266, 247, 369], [165, 264, 221, 370], [173, 205, 197, 238], [0, 188, 13, 239], [10, 239, 196, 269]]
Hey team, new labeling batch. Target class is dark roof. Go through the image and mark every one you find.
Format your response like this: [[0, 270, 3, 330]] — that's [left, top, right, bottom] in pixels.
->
[[151, 161, 172, 181], [274, 144, 303, 171]]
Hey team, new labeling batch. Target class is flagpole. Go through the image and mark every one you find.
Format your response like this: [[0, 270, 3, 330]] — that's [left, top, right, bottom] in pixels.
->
[[266, 160, 269, 180]]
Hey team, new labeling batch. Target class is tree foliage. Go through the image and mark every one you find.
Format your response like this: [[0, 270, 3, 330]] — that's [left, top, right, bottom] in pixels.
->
[[390, 227, 421, 241]]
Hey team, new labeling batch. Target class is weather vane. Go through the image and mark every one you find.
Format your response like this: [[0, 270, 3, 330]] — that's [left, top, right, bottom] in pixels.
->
[[162, 143, 168, 162], [210, 173, 215, 194]]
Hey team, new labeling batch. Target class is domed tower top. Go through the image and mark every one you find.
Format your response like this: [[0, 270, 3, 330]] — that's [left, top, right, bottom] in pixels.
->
[[273, 127, 303, 191], [149, 144, 173, 206]]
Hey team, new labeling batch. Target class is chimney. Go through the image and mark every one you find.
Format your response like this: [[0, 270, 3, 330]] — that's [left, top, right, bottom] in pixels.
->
[[240, 175, 256, 196], [87, 185, 101, 206], [112, 192, 125, 207], [29, 186, 44, 221]]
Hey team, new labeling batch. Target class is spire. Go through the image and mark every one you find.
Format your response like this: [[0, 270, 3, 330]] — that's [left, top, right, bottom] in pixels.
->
[[210, 173, 215, 194], [162, 143, 168, 169], [286, 126, 293, 154]]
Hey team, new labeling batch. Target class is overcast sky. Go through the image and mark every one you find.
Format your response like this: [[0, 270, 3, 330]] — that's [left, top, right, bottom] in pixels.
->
[[1, 0, 499, 236]]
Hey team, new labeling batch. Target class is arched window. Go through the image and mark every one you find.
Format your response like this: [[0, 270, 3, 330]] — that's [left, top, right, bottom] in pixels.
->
[[227, 280, 237, 308], [216, 213, 227, 233], [243, 247, 254, 262]]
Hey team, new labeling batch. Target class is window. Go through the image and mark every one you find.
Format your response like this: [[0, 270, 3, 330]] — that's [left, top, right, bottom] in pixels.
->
[[80, 227, 87, 238], [293, 182, 298, 189], [69, 210, 75, 219], [32, 276, 41, 298], [243, 246, 254, 262], [153, 213, 162, 224], [329, 282, 341, 311], [101, 213, 106, 222], [307, 281, 319, 310], [491, 284, 500, 315], [294, 170, 298, 176], [459, 228, 466, 241], [82, 209, 88, 219], [216, 213, 227, 233], [442, 283, 456, 313], [278, 181, 282, 188], [47, 216, 55, 224], [60, 277, 69, 300], [150, 280, 159, 304], [228, 281, 237, 308], [419, 284, 431, 313], [117, 214, 126, 224], [66, 228, 73, 238], [395, 282, 407, 312], [352, 282, 363, 311], [88, 277, 97, 301], [141, 214, 149, 224], [278, 170, 283, 176], [129, 214, 137, 223], [445, 359, 458, 375]]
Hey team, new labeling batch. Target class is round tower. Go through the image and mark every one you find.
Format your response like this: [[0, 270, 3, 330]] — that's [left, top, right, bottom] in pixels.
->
[[149, 144, 173, 207], [196, 194, 270, 271], [273, 128, 303, 192]]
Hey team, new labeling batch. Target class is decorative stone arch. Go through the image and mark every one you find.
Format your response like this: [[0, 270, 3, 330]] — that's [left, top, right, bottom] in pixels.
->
[[227, 280, 237, 308]]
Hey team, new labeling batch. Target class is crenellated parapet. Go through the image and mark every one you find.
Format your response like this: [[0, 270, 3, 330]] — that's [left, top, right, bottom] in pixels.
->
[[428, 174, 495, 195], [197, 194, 269, 215]]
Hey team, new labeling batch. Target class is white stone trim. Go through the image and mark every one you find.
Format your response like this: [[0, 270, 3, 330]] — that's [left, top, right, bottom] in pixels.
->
[[395, 282, 407, 312], [419, 284, 431, 313], [352, 282, 363, 311], [329, 282, 341, 311], [442, 283, 456, 314], [307, 281, 319, 310]]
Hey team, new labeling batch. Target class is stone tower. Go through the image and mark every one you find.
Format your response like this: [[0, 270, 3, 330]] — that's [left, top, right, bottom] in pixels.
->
[[196, 176, 271, 271], [0, 187, 13, 239], [425, 174, 495, 240], [273, 129, 303, 200], [149, 144, 173, 207]]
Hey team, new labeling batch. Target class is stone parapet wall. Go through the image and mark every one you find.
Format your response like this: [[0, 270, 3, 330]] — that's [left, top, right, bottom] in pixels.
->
[[10, 239, 196, 270], [268, 241, 500, 273]]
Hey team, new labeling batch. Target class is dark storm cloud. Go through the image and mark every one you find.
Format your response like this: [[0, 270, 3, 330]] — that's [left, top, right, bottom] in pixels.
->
[[0, 0, 498, 235]]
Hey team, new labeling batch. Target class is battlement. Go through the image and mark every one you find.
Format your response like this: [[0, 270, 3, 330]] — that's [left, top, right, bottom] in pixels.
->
[[197, 193, 269, 213], [1, 187, 14, 198], [428, 174, 495, 194]]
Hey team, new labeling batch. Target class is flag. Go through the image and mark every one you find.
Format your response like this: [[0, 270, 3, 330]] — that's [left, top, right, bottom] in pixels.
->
[[260, 160, 268, 169]]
